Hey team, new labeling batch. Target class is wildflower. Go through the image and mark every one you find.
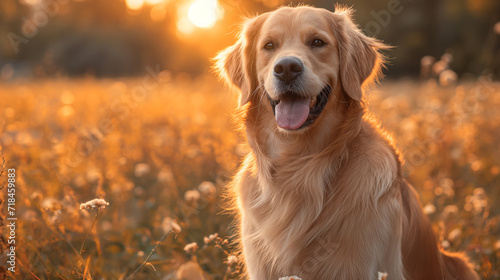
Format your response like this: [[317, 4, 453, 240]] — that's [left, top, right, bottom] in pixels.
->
[[185, 190, 201, 202], [161, 217, 181, 234], [420, 56, 435, 68], [378, 272, 388, 280], [439, 178, 455, 197], [41, 198, 58, 210], [73, 175, 86, 188], [432, 60, 448, 76], [464, 188, 488, 214], [470, 160, 482, 171], [423, 203, 436, 215], [279, 276, 302, 280], [420, 55, 435, 78], [204, 233, 218, 244], [441, 53, 453, 64], [448, 228, 462, 242], [439, 70, 457, 87], [184, 242, 198, 254], [48, 209, 62, 225], [198, 181, 216, 196], [86, 169, 101, 183], [227, 255, 238, 265], [134, 163, 151, 177], [157, 167, 174, 183], [441, 205, 459, 219], [79, 198, 109, 210]]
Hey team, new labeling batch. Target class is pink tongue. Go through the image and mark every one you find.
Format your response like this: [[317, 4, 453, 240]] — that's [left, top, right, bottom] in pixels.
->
[[275, 97, 310, 129]]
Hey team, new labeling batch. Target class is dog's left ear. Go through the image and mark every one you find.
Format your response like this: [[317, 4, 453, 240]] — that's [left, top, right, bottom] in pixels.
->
[[214, 14, 269, 106], [328, 7, 389, 101]]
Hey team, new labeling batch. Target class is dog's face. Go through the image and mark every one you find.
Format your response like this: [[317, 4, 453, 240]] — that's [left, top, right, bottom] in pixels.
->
[[216, 6, 385, 132], [256, 8, 339, 130]]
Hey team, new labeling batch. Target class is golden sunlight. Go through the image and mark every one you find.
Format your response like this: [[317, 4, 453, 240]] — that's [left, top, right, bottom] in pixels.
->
[[188, 0, 218, 28], [126, 0, 145, 10], [177, 0, 223, 35]]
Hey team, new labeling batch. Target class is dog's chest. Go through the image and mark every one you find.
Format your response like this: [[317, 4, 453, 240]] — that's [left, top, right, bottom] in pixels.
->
[[239, 161, 340, 273]]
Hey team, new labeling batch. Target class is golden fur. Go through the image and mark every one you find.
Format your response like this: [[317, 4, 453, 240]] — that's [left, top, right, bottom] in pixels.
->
[[215, 5, 479, 280]]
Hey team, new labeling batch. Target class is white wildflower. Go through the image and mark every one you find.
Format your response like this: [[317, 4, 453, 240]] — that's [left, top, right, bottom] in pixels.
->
[[439, 70, 457, 87], [48, 209, 62, 225], [41, 198, 58, 210], [420, 55, 435, 68], [134, 163, 151, 177], [79, 198, 109, 210], [279, 276, 302, 280], [439, 178, 455, 197], [73, 175, 86, 188], [464, 188, 488, 214], [227, 255, 238, 265], [423, 203, 436, 215], [432, 60, 448, 76], [184, 190, 200, 202], [448, 228, 462, 242], [157, 167, 174, 183], [441, 205, 459, 219], [86, 169, 101, 183], [441, 53, 453, 63], [198, 181, 216, 196], [161, 217, 181, 234], [204, 233, 218, 244], [184, 242, 198, 254]]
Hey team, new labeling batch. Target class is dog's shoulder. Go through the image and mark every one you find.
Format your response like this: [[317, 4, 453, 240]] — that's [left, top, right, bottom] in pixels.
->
[[337, 118, 401, 200]]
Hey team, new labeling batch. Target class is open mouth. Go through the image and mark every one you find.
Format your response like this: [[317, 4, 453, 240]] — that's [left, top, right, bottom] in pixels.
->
[[268, 85, 332, 130]]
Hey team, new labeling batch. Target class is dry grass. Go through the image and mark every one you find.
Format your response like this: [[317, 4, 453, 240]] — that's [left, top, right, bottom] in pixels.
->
[[0, 75, 499, 279]]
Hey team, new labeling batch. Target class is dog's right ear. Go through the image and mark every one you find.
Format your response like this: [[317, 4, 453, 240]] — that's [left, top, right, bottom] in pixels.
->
[[214, 14, 268, 106], [215, 40, 248, 105]]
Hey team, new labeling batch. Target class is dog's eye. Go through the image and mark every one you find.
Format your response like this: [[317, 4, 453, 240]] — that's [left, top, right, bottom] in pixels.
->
[[312, 39, 325, 47], [264, 42, 275, 50]]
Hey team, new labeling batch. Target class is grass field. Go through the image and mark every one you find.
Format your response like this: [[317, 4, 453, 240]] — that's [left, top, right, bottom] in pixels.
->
[[0, 75, 499, 279]]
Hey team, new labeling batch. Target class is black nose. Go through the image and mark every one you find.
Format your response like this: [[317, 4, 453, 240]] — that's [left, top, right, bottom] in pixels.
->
[[273, 56, 304, 84]]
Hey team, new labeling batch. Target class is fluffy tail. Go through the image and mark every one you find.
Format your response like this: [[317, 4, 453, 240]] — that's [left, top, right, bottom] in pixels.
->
[[440, 251, 479, 280]]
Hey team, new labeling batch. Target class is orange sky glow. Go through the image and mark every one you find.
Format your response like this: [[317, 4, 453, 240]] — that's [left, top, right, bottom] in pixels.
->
[[125, 0, 223, 34]]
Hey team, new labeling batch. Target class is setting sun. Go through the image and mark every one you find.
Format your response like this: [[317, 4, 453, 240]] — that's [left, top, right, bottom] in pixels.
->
[[176, 0, 223, 34], [125, 0, 144, 10], [188, 0, 218, 28]]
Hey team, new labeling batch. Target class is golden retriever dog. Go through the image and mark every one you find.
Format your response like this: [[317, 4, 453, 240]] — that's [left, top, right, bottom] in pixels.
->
[[215, 5, 479, 280]]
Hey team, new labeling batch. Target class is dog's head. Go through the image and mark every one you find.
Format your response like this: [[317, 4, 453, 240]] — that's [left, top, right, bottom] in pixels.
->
[[216, 5, 386, 132]]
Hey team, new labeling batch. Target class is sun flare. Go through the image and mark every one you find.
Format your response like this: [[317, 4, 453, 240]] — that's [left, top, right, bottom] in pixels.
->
[[176, 0, 222, 34], [188, 0, 218, 28], [125, 0, 145, 10]]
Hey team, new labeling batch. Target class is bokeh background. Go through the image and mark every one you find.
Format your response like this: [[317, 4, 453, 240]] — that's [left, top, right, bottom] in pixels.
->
[[0, 0, 500, 79], [0, 0, 500, 280]]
